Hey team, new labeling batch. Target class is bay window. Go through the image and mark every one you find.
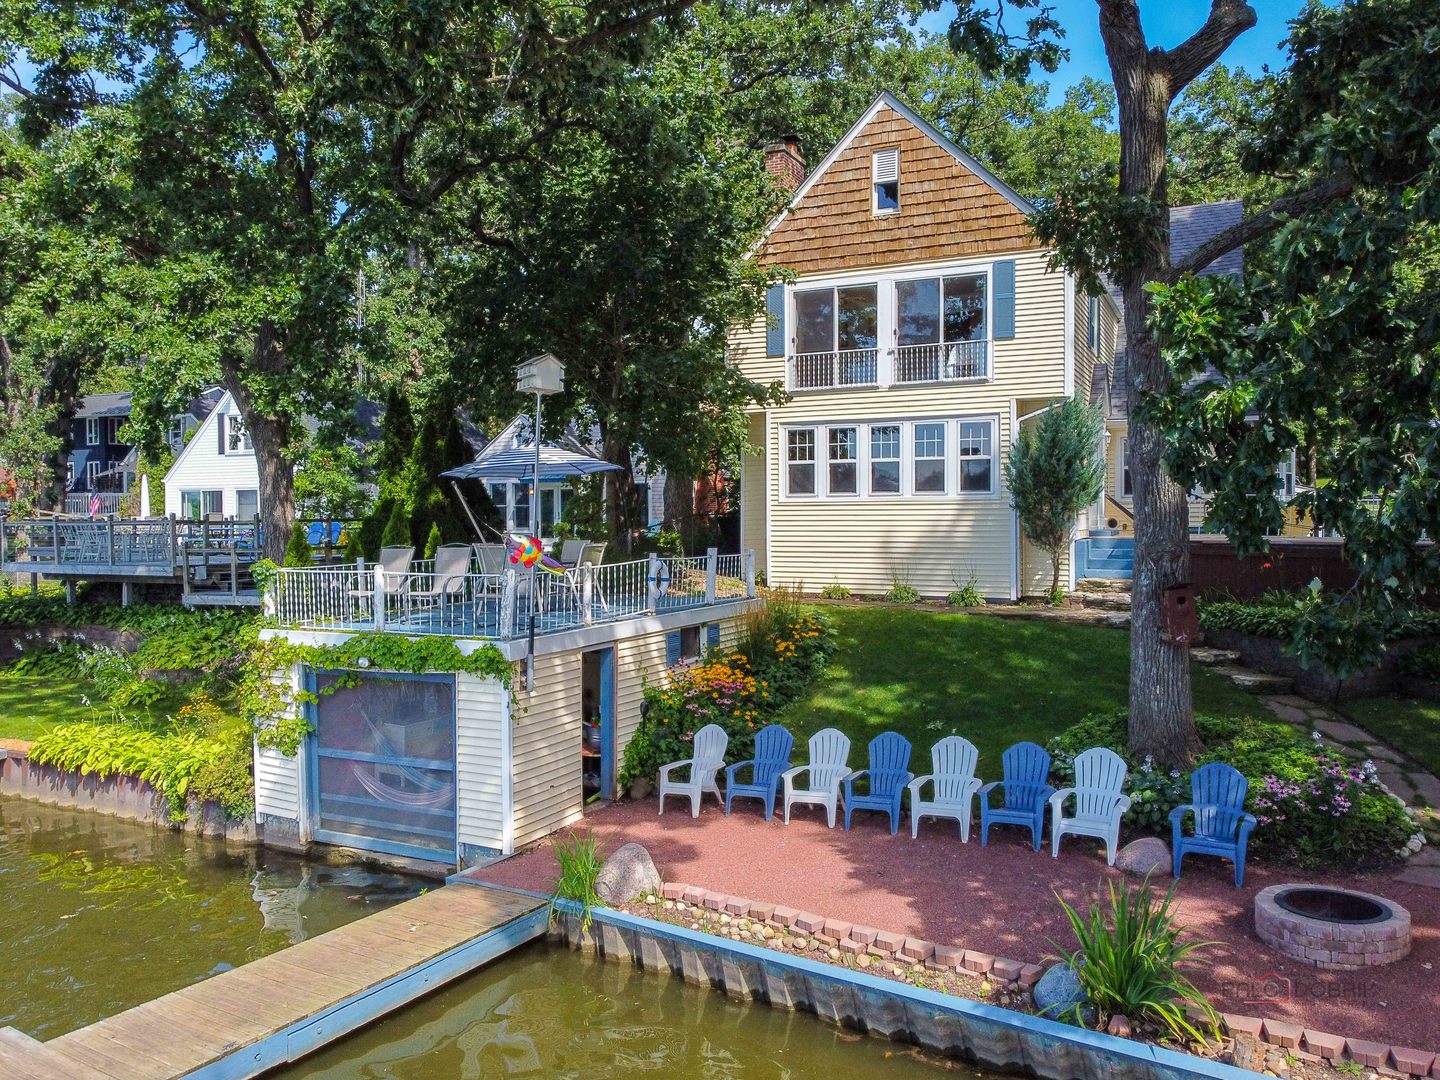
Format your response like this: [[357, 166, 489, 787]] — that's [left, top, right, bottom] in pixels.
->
[[827, 426, 858, 495], [786, 428, 816, 496], [894, 272, 988, 383]]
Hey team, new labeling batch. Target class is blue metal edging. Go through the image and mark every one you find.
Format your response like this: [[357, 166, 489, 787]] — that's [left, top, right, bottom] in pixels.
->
[[189, 905, 548, 1080], [557, 902, 1261, 1080]]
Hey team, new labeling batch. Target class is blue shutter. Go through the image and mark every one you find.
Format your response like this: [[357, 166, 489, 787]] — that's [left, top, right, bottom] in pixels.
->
[[665, 631, 681, 666], [765, 284, 786, 357], [706, 622, 721, 653], [993, 259, 1016, 340]]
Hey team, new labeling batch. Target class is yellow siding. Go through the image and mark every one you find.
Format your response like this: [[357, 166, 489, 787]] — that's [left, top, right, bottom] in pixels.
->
[[510, 650, 583, 849], [615, 629, 671, 762], [455, 673, 508, 852], [733, 312, 783, 388], [1105, 422, 1208, 531], [741, 413, 767, 576]]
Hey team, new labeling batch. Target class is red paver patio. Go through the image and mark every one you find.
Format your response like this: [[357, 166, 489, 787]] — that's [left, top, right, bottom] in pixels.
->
[[471, 798, 1440, 1051]]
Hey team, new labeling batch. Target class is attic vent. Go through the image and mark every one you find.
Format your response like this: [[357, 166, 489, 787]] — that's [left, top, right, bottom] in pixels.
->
[[872, 148, 899, 214]]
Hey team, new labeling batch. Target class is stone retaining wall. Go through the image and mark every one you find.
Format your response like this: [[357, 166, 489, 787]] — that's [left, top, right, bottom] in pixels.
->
[[0, 622, 141, 664], [546, 899, 1256, 1080], [1204, 630, 1437, 702]]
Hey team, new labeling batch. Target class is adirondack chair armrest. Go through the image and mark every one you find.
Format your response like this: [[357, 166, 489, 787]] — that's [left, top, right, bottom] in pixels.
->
[[724, 759, 756, 784], [658, 759, 694, 782], [1239, 812, 1258, 837], [1168, 802, 1195, 826], [1115, 793, 1132, 813], [906, 773, 934, 797], [977, 780, 1002, 805], [1048, 787, 1075, 813], [779, 765, 809, 790], [843, 768, 870, 795]]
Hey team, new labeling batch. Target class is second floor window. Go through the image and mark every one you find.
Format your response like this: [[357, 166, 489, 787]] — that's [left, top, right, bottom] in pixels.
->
[[85, 418, 101, 446], [792, 285, 879, 389], [107, 417, 125, 446], [895, 272, 988, 382], [224, 414, 252, 454]]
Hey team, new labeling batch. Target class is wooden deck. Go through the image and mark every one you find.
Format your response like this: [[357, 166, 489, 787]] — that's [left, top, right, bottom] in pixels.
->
[[2, 883, 546, 1080]]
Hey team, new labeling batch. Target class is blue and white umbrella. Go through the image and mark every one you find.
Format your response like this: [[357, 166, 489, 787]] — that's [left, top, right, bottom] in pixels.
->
[[440, 446, 621, 483]]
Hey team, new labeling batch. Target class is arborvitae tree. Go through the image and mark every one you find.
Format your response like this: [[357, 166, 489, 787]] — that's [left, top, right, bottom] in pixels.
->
[[423, 522, 443, 559], [380, 500, 412, 551], [282, 521, 315, 568], [1004, 399, 1105, 599]]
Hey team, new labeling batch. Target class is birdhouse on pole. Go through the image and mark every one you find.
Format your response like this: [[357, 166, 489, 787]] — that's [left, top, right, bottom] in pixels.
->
[[516, 353, 565, 397]]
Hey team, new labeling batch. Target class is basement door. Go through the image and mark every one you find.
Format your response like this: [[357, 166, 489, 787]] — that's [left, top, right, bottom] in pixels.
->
[[307, 670, 457, 863]]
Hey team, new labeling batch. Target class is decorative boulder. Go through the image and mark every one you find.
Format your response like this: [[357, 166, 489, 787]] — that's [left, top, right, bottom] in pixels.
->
[[1032, 963, 1094, 1025], [1115, 837, 1172, 878], [628, 776, 654, 801], [594, 842, 662, 905]]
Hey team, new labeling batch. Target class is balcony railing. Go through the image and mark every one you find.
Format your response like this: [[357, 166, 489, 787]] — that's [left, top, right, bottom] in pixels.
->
[[789, 349, 879, 391], [893, 340, 989, 384], [268, 549, 759, 640]]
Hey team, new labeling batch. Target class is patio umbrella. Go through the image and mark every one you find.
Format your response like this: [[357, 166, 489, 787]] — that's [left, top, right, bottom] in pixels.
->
[[440, 446, 622, 483]]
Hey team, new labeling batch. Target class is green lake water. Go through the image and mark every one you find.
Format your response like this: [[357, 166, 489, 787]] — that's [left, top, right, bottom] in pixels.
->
[[0, 797, 424, 1039], [276, 946, 982, 1078]]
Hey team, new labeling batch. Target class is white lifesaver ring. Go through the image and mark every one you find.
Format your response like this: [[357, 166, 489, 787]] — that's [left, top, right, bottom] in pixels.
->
[[648, 561, 671, 597]]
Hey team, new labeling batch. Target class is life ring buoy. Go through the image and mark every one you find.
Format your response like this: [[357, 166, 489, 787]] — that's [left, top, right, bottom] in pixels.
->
[[648, 561, 671, 597]]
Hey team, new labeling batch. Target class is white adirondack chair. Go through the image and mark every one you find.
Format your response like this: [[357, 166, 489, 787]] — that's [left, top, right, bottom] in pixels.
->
[[657, 723, 728, 817], [908, 735, 983, 841], [1049, 747, 1131, 865], [781, 728, 852, 828]]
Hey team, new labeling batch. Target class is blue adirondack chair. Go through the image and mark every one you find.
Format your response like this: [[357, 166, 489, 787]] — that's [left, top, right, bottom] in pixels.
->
[[843, 733, 914, 834], [723, 724, 795, 820], [979, 742, 1055, 851], [1170, 762, 1257, 887]]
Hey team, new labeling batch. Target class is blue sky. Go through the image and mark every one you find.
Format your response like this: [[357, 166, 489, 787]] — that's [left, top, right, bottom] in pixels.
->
[[919, 0, 1312, 103]]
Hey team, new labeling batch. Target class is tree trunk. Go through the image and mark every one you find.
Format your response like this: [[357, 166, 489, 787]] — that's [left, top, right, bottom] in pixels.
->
[[1050, 550, 1062, 598], [663, 467, 695, 552], [600, 429, 638, 554], [223, 327, 295, 564]]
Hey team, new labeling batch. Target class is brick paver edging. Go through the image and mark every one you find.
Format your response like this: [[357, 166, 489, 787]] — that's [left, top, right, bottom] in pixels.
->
[[658, 881, 1440, 1078], [552, 898, 1257, 1080]]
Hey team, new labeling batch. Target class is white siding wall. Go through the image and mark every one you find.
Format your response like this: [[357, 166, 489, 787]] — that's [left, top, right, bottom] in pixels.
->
[[253, 666, 301, 820], [455, 673, 510, 852], [163, 393, 261, 519], [511, 651, 584, 849]]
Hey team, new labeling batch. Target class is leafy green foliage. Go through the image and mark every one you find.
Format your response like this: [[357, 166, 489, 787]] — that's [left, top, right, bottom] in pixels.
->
[[549, 831, 606, 932], [282, 523, 314, 568], [1197, 591, 1440, 660], [1054, 877, 1219, 1043], [380, 501, 411, 551], [619, 605, 834, 789], [423, 523, 443, 560], [948, 571, 986, 607], [1004, 399, 1104, 597], [820, 583, 851, 600], [1397, 647, 1440, 681]]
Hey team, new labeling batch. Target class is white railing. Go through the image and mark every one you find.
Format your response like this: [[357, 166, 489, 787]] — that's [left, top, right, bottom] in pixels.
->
[[893, 340, 989, 384], [64, 492, 127, 516], [789, 348, 879, 391], [268, 550, 760, 639]]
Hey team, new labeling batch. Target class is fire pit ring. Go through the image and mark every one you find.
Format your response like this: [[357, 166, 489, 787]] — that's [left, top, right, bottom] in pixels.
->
[[1255, 884, 1411, 970]]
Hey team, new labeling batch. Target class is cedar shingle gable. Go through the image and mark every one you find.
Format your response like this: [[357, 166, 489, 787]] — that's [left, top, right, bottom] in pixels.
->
[[756, 104, 1040, 276]]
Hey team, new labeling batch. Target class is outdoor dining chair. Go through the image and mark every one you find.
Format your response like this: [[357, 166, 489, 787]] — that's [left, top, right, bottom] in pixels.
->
[[979, 741, 1055, 851], [723, 723, 794, 820], [781, 728, 852, 828], [908, 735, 982, 841], [1170, 762, 1256, 887], [348, 545, 414, 618], [557, 539, 588, 567], [657, 723, 728, 817], [407, 544, 472, 627], [1049, 746, 1131, 865], [843, 732, 914, 834]]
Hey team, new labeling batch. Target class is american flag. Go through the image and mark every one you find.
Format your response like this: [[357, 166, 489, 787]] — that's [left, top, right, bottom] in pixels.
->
[[89, 491, 101, 516]]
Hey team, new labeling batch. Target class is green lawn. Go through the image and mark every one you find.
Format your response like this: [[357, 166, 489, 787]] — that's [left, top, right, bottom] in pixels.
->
[[772, 604, 1270, 773], [1339, 696, 1440, 779], [0, 673, 189, 742]]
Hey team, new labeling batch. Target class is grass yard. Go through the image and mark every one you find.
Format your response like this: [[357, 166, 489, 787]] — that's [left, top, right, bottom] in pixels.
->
[[772, 604, 1271, 773], [0, 672, 189, 742], [1339, 696, 1440, 780]]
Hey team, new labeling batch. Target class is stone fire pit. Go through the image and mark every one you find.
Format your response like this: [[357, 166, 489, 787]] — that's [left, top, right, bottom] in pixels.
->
[[1255, 884, 1411, 970]]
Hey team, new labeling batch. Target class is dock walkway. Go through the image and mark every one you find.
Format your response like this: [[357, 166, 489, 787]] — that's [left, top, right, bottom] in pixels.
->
[[1, 883, 546, 1080]]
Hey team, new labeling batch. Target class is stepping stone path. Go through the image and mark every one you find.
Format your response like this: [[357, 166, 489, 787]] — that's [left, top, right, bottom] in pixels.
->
[[1215, 666, 1295, 695]]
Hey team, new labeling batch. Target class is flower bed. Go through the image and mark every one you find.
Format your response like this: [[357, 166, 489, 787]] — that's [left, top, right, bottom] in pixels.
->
[[1049, 713, 1419, 870], [619, 600, 834, 789]]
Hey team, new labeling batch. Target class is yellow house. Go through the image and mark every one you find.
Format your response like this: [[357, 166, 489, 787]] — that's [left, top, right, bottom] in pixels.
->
[[731, 92, 1117, 599]]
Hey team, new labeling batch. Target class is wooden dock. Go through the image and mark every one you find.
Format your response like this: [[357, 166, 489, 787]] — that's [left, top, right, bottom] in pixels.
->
[[1, 883, 546, 1080]]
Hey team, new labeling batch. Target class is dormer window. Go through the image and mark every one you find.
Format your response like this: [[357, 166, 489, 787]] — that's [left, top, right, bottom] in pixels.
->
[[872, 148, 899, 214], [223, 413, 252, 454]]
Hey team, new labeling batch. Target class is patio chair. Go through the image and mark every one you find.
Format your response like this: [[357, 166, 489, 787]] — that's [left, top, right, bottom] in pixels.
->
[[781, 728, 852, 828], [843, 732, 914, 834], [407, 544, 472, 625], [1049, 747, 1131, 865], [657, 723, 728, 817], [557, 539, 588, 567], [979, 742, 1055, 851], [908, 735, 982, 841], [723, 724, 795, 820], [1171, 762, 1256, 887], [348, 545, 414, 608]]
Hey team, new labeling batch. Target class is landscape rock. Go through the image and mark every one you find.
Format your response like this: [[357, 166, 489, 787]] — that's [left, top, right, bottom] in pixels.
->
[[1032, 963, 1094, 1024], [594, 842, 662, 904], [1115, 837, 1172, 878], [627, 776, 654, 801]]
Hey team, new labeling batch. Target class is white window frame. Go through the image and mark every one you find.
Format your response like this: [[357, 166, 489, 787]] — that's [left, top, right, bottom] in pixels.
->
[[85, 460, 101, 488], [891, 266, 993, 385], [1278, 451, 1297, 500], [872, 148, 900, 215], [955, 417, 999, 496], [223, 413, 253, 455], [784, 427, 818, 498], [167, 414, 191, 448], [826, 425, 860, 497], [85, 418, 101, 446], [107, 417, 125, 446], [911, 421, 948, 496], [868, 423, 902, 497]]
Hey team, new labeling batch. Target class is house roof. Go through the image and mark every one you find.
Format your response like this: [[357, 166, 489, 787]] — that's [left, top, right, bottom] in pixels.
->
[[74, 392, 132, 420], [751, 91, 1040, 276], [1097, 201, 1245, 421]]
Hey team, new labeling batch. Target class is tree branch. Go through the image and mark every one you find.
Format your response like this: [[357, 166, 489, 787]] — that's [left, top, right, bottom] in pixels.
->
[[1163, 0, 1257, 96], [1164, 171, 1355, 280], [0, 69, 95, 110]]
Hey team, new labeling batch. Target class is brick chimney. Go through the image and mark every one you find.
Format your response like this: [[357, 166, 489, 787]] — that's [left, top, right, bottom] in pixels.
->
[[764, 134, 805, 193]]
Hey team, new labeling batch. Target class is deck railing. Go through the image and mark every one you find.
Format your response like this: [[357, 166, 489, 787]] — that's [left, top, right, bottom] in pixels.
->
[[0, 518, 177, 568], [268, 548, 759, 640], [893, 340, 989, 384], [788, 348, 879, 391]]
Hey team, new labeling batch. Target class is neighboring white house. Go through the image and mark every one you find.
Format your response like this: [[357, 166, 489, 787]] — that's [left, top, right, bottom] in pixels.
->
[[163, 390, 263, 520]]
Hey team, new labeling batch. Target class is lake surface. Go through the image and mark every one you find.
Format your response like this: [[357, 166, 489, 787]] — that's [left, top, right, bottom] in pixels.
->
[[0, 797, 424, 1039], [277, 945, 984, 1078]]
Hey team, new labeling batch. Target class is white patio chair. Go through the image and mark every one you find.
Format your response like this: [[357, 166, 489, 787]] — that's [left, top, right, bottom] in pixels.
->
[[407, 544, 472, 625], [1049, 747, 1131, 865], [908, 735, 983, 841], [781, 728, 852, 828], [657, 723, 728, 817]]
